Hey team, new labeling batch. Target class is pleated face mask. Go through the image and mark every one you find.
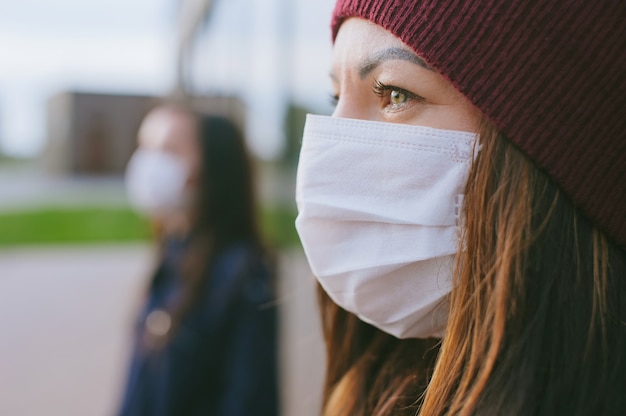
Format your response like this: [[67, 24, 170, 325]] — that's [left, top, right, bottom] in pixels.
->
[[295, 114, 477, 338], [125, 148, 190, 217]]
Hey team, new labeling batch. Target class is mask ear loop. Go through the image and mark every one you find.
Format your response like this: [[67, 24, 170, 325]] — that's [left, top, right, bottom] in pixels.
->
[[454, 133, 481, 247], [454, 194, 464, 228]]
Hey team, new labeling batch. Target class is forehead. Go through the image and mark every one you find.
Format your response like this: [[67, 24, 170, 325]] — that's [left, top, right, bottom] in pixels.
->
[[332, 18, 413, 69], [138, 107, 198, 152]]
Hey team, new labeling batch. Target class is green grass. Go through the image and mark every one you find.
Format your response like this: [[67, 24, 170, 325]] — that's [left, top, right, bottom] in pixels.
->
[[0, 207, 152, 246], [0, 205, 300, 248], [260, 205, 300, 249]]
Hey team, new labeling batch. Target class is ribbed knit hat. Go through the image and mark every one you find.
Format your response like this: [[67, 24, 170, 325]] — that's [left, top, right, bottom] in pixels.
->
[[331, 0, 626, 251]]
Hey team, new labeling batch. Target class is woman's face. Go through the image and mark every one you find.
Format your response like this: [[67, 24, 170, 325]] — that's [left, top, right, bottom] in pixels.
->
[[137, 107, 201, 187], [128, 106, 201, 233], [138, 108, 200, 172], [331, 18, 481, 132]]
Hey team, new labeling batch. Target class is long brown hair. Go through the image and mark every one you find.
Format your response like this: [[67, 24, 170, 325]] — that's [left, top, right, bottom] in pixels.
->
[[319, 119, 626, 415], [150, 112, 268, 344], [318, 287, 440, 416]]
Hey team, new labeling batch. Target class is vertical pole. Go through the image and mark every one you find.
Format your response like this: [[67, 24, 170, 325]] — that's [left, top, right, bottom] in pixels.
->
[[173, 0, 215, 98]]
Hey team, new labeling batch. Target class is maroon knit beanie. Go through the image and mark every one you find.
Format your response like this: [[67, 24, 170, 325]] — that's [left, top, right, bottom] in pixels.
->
[[331, 0, 626, 251]]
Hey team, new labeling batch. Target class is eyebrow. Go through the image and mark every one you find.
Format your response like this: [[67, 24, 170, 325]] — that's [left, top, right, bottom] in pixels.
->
[[358, 47, 433, 79]]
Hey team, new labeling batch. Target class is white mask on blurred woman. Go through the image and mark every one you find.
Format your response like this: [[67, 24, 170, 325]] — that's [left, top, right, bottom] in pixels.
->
[[125, 148, 191, 216]]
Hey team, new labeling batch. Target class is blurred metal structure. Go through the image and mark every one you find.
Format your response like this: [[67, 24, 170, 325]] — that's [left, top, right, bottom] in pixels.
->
[[174, 0, 215, 96]]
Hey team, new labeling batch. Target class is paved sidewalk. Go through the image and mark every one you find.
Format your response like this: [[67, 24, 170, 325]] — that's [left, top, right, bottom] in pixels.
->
[[0, 169, 129, 213], [0, 244, 153, 416], [0, 244, 323, 416]]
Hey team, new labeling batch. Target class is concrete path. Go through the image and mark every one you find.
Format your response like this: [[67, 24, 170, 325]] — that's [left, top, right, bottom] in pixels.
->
[[0, 244, 324, 416], [0, 169, 129, 213]]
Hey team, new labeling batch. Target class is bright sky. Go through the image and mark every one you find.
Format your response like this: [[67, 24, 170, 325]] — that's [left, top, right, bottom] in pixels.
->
[[0, 0, 335, 159]]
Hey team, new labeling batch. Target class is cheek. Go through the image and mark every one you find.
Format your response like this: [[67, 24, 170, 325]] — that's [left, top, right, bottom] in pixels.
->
[[406, 105, 480, 132], [452, 100, 482, 133], [187, 158, 202, 185], [438, 85, 482, 132], [185, 175, 199, 192]]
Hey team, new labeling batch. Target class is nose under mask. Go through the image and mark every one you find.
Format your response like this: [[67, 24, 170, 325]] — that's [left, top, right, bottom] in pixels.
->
[[125, 148, 191, 217]]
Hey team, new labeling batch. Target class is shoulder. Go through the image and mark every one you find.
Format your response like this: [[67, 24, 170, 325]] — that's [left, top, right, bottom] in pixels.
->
[[213, 241, 270, 278], [209, 241, 274, 303]]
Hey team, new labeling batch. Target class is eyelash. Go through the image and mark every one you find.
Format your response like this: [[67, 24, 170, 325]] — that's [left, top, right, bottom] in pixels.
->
[[328, 82, 425, 109], [371, 80, 425, 105]]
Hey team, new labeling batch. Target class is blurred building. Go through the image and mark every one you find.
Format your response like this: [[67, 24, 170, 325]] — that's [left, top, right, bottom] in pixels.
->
[[43, 91, 245, 176]]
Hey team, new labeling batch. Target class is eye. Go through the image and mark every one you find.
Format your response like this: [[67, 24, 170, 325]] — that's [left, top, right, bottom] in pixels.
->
[[389, 89, 407, 106], [329, 93, 339, 107], [372, 80, 425, 109]]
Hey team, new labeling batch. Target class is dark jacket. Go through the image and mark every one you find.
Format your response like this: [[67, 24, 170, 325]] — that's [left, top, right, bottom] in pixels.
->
[[118, 239, 279, 416]]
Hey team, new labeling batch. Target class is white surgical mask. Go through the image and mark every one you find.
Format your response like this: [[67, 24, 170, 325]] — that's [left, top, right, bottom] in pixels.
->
[[295, 114, 477, 339], [125, 148, 190, 216]]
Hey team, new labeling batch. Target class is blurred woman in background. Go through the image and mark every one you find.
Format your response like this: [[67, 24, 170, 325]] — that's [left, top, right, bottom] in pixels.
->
[[119, 105, 278, 416]]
